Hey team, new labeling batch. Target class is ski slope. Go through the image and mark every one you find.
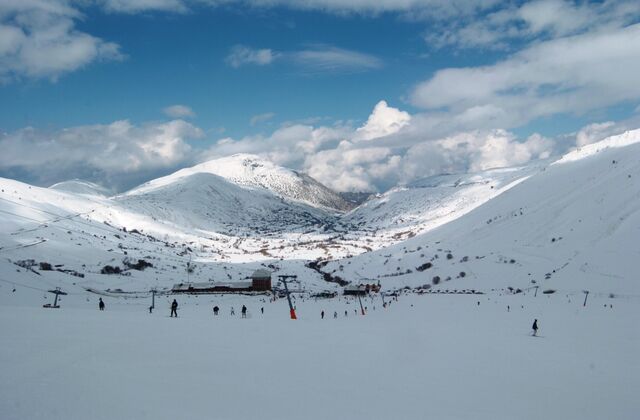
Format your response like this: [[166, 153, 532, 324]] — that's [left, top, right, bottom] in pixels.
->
[[1, 130, 639, 419], [0, 292, 637, 420]]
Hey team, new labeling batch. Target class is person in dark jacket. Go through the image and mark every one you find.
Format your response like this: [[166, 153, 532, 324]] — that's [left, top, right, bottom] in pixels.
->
[[241, 305, 247, 318], [170, 299, 178, 317], [532, 319, 539, 336], [98, 298, 105, 311], [213, 306, 219, 316], [321, 310, 325, 319]]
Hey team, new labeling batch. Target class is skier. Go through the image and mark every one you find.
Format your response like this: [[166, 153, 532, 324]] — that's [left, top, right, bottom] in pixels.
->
[[213, 306, 219, 316], [241, 305, 247, 318], [170, 299, 178, 317], [230, 306, 235, 316], [261, 307, 264, 314], [344, 310, 348, 317], [532, 319, 539, 336], [321, 310, 325, 319], [98, 298, 105, 311], [333, 311, 337, 319]]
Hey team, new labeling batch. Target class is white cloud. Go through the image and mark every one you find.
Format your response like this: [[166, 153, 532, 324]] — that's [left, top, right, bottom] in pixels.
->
[[0, 0, 124, 82], [225, 45, 277, 68], [99, 0, 189, 14], [200, 100, 558, 192], [575, 122, 618, 147], [425, 0, 640, 50], [0, 119, 203, 189], [163, 104, 196, 118], [412, 24, 640, 131], [354, 100, 410, 141], [250, 112, 276, 126], [225, 44, 383, 73], [291, 46, 383, 73], [222, 0, 497, 17]]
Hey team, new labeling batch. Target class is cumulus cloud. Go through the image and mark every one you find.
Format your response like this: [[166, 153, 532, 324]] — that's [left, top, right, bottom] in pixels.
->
[[574, 122, 620, 147], [163, 104, 196, 118], [0, 119, 203, 190], [412, 23, 640, 131], [0, 0, 124, 82], [354, 100, 411, 141], [225, 45, 277, 68], [200, 101, 558, 192]]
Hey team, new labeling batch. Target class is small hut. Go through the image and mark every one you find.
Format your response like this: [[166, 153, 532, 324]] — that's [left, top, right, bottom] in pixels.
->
[[250, 269, 272, 291]]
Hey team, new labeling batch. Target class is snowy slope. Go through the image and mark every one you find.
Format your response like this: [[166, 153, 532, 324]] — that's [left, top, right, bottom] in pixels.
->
[[49, 180, 111, 197], [126, 154, 352, 212], [345, 165, 543, 234], [115, 171, 334, 235], [323, 129, 640, 296]]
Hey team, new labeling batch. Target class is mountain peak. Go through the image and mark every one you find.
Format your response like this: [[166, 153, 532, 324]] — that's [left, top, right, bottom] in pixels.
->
[[126, 154, 353, 212]]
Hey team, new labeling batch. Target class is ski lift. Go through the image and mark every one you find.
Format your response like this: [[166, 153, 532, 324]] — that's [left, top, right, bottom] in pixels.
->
[[43, 287, 67, 308]]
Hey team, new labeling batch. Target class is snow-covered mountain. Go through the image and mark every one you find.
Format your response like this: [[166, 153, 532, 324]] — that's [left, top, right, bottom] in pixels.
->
[[115, 171, 333, 235], [324, 129, 640, 296], [1, 129, 639, 299], [126, 154, 352, 212], [50, 180, 111, 197]]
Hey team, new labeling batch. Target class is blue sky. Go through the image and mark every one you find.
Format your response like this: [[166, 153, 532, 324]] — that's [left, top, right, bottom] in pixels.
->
[[2, 1, 640, 191]]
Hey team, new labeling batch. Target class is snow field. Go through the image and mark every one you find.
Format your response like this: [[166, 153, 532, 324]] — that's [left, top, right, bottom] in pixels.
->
[[1, 292, 638, 420]]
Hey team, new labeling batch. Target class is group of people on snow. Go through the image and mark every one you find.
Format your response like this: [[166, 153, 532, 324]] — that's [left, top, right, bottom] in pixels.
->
[[95, 297, 542, 336]]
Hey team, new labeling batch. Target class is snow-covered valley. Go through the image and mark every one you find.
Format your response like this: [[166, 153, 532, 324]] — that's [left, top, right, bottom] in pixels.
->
[[1, 131, 639, 420]]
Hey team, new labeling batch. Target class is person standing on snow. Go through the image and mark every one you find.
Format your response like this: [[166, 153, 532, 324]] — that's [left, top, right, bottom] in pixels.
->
[[170, 299, 178, 317], [321, 310, 325, 319], [532, 319, 539, 336], [98, 298, 105, 311], [241, 305, 247, 318], [213, 306, 219, 316]]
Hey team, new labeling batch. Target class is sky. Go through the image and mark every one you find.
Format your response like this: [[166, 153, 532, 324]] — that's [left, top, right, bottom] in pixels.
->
[[1, 0, 640, 192]]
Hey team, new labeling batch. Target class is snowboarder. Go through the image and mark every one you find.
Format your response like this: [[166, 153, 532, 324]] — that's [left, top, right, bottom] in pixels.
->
[[321, 310, 325, 319], [241, 305, 247, 318], [213, 306, 219, 316], [98, 298, 105, 311], [170, 299, 178, 317], [532, 319, 539, 336]]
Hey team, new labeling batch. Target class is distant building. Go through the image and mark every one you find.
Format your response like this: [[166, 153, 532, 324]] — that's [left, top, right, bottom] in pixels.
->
[[172, 269, 271, 294], [343, 282, 380, 296], [343, 284, 368, 296], [250, 269, 272, 291]]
